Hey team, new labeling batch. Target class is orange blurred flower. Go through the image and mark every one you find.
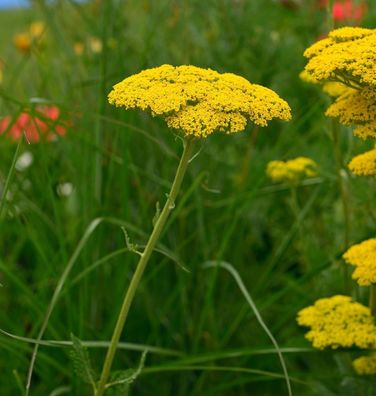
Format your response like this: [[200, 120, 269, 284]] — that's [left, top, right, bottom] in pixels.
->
[[319, 0, 367, 23], [0, 106, 67, 143], [13, 21, 46, 54], [13, 33, 32, 54], [333, 0, 367, 22]]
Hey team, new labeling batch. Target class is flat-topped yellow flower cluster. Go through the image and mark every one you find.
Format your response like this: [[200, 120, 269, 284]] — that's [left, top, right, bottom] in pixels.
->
[[302, 27, 376, 177], [304, 27, 376, 87], [348, 149, 376, 176], [266, 157, 318, 184], [297, 295, 376, 350], [108, 64, 291, 138], [343, 238, 376, 286]]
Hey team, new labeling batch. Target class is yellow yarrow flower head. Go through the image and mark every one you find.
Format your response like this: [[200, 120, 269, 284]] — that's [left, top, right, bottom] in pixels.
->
[[266, 157, 318, 184], [303, 27, 376, 88], [343, 238, 376, 286], [354, 121, 376, 140], [297, 295, 376, 349], [348, 149, 376, 177], [108, 65, 291, 138], [326, 90, 376, 126], [353, 355, 376, 375]]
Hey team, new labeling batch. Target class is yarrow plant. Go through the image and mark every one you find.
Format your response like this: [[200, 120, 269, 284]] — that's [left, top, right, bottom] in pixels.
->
[[302, 27, 376, 177], [298, 26, 376, 377], [92, 64, 291, 396]]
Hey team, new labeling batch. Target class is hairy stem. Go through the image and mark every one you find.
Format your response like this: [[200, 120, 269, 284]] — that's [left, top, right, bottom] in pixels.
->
[[95, 138, 194, 396]]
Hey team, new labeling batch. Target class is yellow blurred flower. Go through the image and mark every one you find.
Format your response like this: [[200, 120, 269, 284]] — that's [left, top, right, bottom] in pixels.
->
[[266, 157, 318, 184], [88, 37, 102, 53], [322, 82, 352, 98], [29, 21, 45, 39], [108, 64, 291, 138], [353, 355, 376, 375], [300, 69, 352, 97], [297, 295, 376, 349]]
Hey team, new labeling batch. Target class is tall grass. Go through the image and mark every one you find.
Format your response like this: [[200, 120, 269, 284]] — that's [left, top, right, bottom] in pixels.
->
[[0, 0, 375, 395]]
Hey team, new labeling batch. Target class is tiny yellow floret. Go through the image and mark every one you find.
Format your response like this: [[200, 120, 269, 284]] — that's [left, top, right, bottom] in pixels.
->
[[108, 65, 291, 138], [297, 295, 376, 349], [353, 355, 376, 375], [343, 238, 376, 286]]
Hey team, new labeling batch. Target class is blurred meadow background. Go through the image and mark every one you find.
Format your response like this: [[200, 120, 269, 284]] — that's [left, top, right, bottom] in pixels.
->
[[0, 0, 375, 395]]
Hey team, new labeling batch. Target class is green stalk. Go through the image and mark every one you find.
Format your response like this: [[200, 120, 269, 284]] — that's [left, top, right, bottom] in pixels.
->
[[331, 119, 351, 292], [369, 285, 376, 317], [0, 137, 22, 222], [95, 138, 194, 396], [289, 184, 308, 272], [326, 0, 335, 31]]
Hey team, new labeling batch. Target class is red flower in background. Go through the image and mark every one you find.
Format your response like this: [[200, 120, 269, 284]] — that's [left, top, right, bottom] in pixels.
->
[[319, 0, 367, 23], [0, 106, 66, 143]]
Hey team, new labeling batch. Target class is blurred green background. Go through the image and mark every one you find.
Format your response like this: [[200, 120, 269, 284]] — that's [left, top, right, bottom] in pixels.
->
[[0, 0, 375, 395]]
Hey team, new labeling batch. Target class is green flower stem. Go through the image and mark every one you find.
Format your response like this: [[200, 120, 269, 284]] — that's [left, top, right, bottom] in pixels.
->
[[331, 119, 351, 293], [95, 138, 194, 396], [289, 185, 308, 271], [369, 285, 376, 317], [327, 0, 335, 30]]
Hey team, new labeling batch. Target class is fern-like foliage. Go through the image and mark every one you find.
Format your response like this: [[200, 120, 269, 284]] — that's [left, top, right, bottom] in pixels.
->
[[105, 350, 147, 396], [69, 333, 97, 391]]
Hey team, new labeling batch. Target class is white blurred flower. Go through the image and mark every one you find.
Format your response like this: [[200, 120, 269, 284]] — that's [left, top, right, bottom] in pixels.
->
[[16, 151, 33, 171], [57, 182, 74, 197]]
